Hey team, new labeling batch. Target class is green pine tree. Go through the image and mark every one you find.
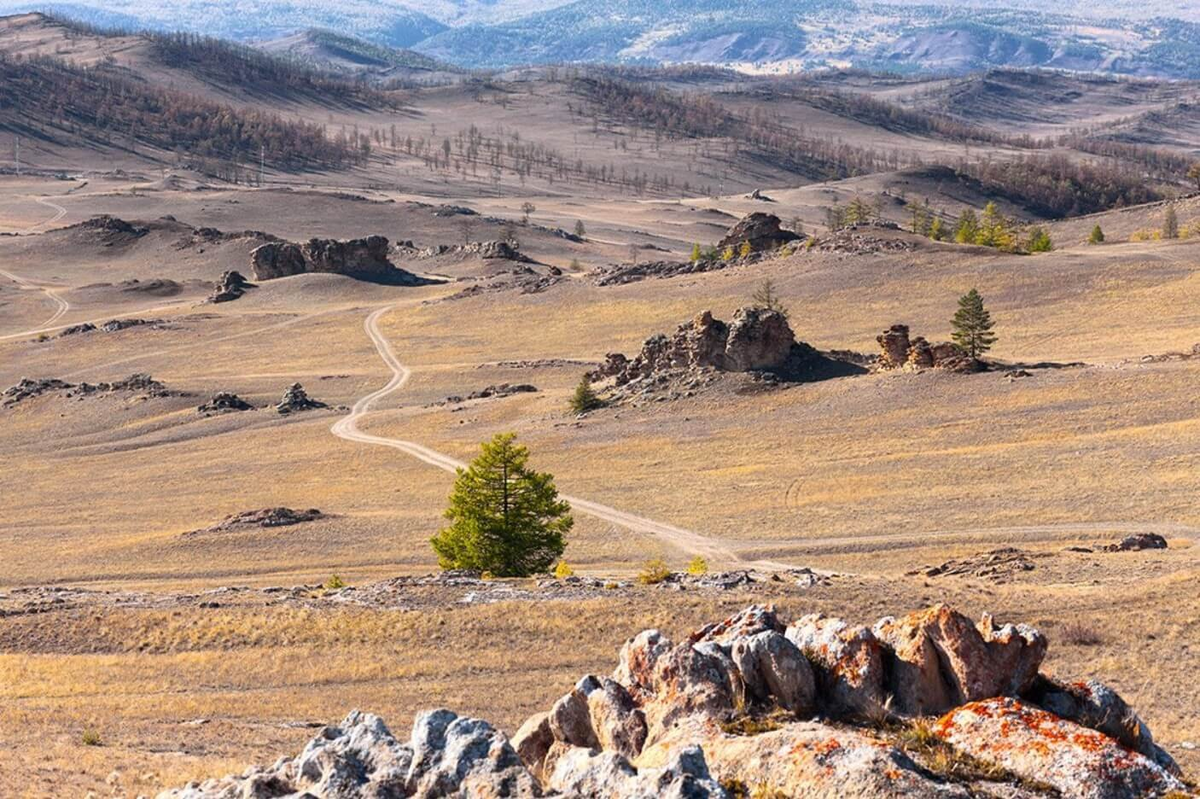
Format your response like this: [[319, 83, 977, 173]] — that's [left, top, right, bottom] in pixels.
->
[[954, 209, 979, 244], [569, 376, 602, 414], [751, 279, 789, 317], [951, 288, 997, 359], [431, 433, 573, 577], [1088, 224, 1105, 245], [1025, 226, 1053, 253]]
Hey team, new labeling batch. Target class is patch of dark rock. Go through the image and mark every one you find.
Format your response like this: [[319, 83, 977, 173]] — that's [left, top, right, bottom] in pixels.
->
[[432, 204, 477, 217], [57, 318, 162, 338], [70, 215, 149, 245], [807, 228, 916, 255], [746, 188, 774, 202], [486, 359, 594, 370], [185, 507, 323, 537], [593, 258, 737, 287], [120, 278, 185, 297], [441, 384, 538, 405], [4, 374, 179, 406], [444, 268, 564, 300], [1138, 343, 1200, 363], [411, 240, 533, 263], [251, 236, 435, 286], [1103, 533, 1168, 553], [276, 383, 328, 414], [910, 548, 1038, 581], [3, 378, 74, 406], [198, 392, 255, 415]]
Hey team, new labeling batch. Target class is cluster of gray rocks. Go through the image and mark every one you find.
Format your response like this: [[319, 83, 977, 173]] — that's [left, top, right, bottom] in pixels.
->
[[160, 603, 1187, 799]]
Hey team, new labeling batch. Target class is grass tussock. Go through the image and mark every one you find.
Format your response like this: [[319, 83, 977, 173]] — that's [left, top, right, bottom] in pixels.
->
[[720, 779, 789, 799], [720, 709, 792, 737]]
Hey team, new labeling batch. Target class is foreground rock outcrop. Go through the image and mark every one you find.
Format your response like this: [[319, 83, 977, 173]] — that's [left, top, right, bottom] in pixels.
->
[[209, 270, 255, 304], [251, 236, 424, 284], [161, 604, 1187, 799]]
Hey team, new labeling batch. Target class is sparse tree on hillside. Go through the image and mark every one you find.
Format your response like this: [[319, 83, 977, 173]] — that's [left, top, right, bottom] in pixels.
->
[[431, 433, 572, 577], [929, 216, 945, 242], [951, 288, 997, 359], [459, 216, 475, 245], [690, 243, 703, 262], [751, 279, 789, 318], [1163, 205, 1179, 239], [975, 202, 1015, 250], [954, 209, 979, 244], [521, 202, 536, 225], [1025, 226, 1053, 253], [1188, 162, 1200, 192], [569, 377, 603, 414], [1088, 224, 1105, 245], [846, 195, 873, 227], [739, 240, 753, 259], [573, 219, 587, 240]]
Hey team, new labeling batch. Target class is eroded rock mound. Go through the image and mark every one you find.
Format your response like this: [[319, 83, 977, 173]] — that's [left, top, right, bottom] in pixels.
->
[[4, 374, 178, 406], [197, 392, 254, 414], [161, 604, 1187, 799], [71, 215, 149, 244], [911, 547, 1037, 582], [57, 318, 162, 338], [718, 212, 801, 251], [185, 507, 323, 537], [209, 270, 255, 304], [590, 308, 864, 404], [251, 236, 423, 283], [876, 324, 982, 373], [1103, 533, 1168, 552], [276, 383, 328, 414], [443, 384, 539, 405]]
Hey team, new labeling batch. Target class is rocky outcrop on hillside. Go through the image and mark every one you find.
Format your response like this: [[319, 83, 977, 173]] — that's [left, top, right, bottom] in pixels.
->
[[57, 318, 163, 338], [251, 236, 424, 284], [3, 374, 179, 407], [276, 383, 328, 414], [718, 212, 802, 251], [70, 215, 149, 244], [208, 270, 255, 304], [592, 258, 739, 287], [591, 308, 865, 404], [442, 383, 539, 405], [1103, 533, 1169, 552], [876, 324, 983, 373], [184, 507, 323, 537], [413, 240, 531, 262], [161, 604, 1186, 799], [197, 392, 254, 415]]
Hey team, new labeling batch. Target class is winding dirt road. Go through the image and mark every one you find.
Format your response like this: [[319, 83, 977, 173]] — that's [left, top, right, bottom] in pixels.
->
[[332, 305, 755, 567], [0, 196, 72, 341]]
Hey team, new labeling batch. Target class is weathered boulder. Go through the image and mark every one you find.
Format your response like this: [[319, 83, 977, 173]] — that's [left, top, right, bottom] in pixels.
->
[[718, 212, 801, 252], [934, 698, 1186, 799], [407, 708, 540, 797], [209, 270, 254, 303], [724, 307, 796, 372], [549, 744, 726, 798], [511, 712, 554, 781], [872, 604, 1046, 716], [197, 392, 254, 414], [251, 236, 419, 282], [1104, 533, 1168, 552], [877, 324, 912, 369], [642, 717, 973, 799], [1026, 677, 1181, 775], [730, 630, 816, 715], [276, 382, 328, 414], [785, 614, 887, 718], [876, 324, 982, 372]]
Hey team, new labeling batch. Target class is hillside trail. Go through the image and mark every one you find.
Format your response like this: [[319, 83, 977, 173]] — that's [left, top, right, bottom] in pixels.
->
[[332, 305, 804, 572], [0, 196, 71, 340]]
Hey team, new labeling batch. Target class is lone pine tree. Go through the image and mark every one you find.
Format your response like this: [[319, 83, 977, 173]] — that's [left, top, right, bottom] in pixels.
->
[[951, 288, 997, 359], [431, 433, 572, 577]]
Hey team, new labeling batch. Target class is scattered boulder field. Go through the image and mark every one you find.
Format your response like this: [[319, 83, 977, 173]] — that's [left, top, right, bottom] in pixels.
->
[[158, 604, 1187, 799]]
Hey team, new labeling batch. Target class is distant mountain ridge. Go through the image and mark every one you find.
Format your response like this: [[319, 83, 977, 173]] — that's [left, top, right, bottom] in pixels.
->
[[1, 0, 1199, 78]]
